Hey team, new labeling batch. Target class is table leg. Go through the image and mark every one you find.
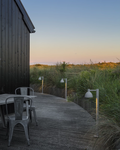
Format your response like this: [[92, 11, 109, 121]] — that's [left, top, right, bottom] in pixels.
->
[[0, 105, 6, 127]]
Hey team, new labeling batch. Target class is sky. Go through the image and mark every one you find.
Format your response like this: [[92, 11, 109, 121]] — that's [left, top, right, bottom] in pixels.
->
[[21, 0, 120, 65]]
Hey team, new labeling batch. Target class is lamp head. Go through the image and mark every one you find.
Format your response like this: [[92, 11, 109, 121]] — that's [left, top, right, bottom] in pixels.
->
[[85, 91, 93, 98], [60, 78, 64, 83], [38, 77, 41, 80]]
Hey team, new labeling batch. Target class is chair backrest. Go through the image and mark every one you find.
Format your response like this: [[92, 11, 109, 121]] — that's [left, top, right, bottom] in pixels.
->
[[14, 97, 24, 120], [15, 87, 34, 96], [5, 96, 32, 120]]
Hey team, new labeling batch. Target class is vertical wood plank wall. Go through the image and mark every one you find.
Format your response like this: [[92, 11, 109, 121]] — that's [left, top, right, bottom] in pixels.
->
[[0, 0, 30, 93]]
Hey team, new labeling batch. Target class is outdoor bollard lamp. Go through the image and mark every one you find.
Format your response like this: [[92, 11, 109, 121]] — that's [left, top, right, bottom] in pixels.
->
[[60, 78, 67, 100], [85, 89, 99, 137], [38, 76, 44, 93]]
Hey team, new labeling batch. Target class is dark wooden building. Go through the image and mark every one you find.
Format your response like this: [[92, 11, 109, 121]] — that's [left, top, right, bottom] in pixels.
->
[[0, 0, 35, 94]]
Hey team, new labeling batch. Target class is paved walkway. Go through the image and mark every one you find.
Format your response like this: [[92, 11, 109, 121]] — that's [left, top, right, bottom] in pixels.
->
[[0, 92, 97, 150]]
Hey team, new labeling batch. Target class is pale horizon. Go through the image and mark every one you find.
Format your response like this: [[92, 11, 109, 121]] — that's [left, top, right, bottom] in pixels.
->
[[30, 60, 120, 66]]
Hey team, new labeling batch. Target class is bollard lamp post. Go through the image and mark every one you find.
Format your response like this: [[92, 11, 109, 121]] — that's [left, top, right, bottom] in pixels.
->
[[38, 76, 44, 93], [85, 89, 99, 137], [60, 78, 67, 100]]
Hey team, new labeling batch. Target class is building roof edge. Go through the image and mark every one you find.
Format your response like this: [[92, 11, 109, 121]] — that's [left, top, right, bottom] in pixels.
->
[[15, 0, 35, 33]]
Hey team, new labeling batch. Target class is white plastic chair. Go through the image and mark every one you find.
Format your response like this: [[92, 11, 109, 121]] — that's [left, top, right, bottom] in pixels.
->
[[15, 87, 38, 126], [5, 96, 32, 146]]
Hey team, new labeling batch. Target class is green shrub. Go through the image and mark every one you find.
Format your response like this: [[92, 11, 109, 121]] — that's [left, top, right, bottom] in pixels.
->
[[30, 62, 120, 123]]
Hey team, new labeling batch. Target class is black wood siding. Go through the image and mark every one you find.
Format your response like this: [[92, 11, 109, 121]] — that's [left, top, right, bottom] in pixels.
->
[[0, 0, 30, 94]]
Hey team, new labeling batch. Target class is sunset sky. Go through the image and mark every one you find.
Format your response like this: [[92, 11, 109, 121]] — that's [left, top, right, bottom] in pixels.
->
[[21, 0, 120, 65]]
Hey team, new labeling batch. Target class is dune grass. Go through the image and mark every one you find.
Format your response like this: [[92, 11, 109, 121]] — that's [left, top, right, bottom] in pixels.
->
[[30, 62, 120, 121], [30, 62, 120, 149]]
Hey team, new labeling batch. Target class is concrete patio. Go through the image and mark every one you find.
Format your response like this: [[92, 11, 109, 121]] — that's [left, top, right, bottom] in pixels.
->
[[0, 92, 97, 150]]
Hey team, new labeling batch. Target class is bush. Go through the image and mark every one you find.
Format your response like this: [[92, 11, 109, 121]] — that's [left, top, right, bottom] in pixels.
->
[[30, 62, 120, 123]]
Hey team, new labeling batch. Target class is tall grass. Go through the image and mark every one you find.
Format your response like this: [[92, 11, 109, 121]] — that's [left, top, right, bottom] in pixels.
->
[[30, 62, 120, 122], [30, 62, 120, 149]]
